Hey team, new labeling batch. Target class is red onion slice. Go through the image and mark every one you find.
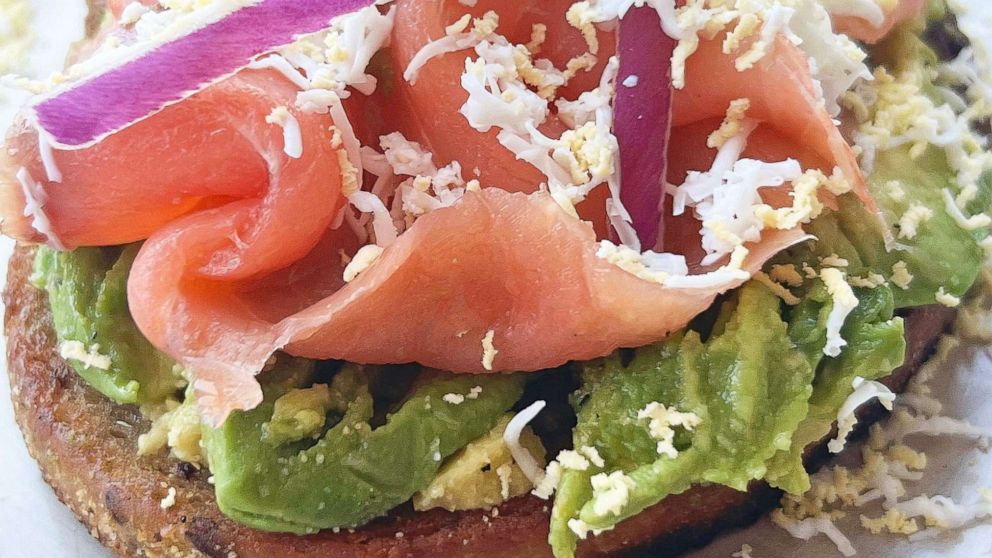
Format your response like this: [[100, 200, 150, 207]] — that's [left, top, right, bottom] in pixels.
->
[[614, 6, 676, 250], [34, 0, 374, 148]]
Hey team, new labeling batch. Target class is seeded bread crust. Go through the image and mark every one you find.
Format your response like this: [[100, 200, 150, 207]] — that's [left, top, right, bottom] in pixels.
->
[[3, 244, 956, 558]]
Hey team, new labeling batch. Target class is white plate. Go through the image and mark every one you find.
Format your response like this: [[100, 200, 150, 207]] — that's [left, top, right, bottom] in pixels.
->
[[0, 4, 112, 555]]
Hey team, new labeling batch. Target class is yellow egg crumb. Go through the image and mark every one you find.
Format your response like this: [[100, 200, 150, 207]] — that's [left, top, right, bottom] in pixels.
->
[[481, 329, 498, 371], [860, 509, 919, 535], [769, 263, 804, 287], [936, 287, 961, 308], [755, 271, 801, 305], [708, 98, 752, 149], [890, 261, 914, 290]]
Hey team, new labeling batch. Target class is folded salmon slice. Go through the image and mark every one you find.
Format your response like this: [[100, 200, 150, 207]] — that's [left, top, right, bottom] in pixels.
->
[[175, 188, 802, 425], [389, 1, 871, 210], [2, 69, 346, 419], [387, 0, 604, 193], [834, 0, 926, 44], [672, 34, 872, 211], [0, 4, 870, 423], [1, 71, 328, 247]]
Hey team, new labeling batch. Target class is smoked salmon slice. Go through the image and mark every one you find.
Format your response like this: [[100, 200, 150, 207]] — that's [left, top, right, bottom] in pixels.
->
[[0, 3, 870, 423], [1, 70, 338, 249], [669, 34, 871, 209], [389, 1, 870, 211], [388, 0, 610, 194], [151, 188, 803, 425], [833, 0, 927, 44], [281, 189, 806, 374], [2, 69, 346, 419], [388, 0, 541, 193], [833, 0, 926, 44]]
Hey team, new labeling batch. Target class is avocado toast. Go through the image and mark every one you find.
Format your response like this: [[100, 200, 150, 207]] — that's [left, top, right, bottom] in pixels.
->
[[1, 243, 961, 557], [3, 0, 992, 557]]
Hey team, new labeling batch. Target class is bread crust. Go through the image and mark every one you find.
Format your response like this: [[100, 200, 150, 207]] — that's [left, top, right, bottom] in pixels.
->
[[4, 245, 956, 558]]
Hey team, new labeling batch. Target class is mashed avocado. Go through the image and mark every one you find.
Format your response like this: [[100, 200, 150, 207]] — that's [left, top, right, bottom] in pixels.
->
[[548, 280, 907, 556], [413, 414, 545, 512], [32, 245, 182, 404], [550, 282, 831, 556], [202, 364, 525, 533], [784, 146, 990, 310], [137, 385, 204, 465], [31, 243, 534, 520], [263, 384, 335, 445]]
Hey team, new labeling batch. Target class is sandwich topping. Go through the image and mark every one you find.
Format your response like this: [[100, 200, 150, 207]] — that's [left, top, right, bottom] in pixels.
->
[[4, 0, 992, 556]]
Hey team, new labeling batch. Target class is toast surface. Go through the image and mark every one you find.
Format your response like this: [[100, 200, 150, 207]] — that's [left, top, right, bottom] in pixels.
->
[[4, 245, 956, 558]]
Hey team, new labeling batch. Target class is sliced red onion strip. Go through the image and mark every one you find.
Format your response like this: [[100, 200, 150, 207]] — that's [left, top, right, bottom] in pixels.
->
[[34, 0, 374, 148], [614, 6, 676, 250]]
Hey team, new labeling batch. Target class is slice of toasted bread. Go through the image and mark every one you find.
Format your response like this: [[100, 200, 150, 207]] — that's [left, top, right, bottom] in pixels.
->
[[4, 245, 955, 558]]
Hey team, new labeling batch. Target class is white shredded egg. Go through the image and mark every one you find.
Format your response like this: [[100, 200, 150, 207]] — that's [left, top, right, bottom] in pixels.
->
[[821, 267, 859, 357], [828, 376, 896, 454], [58, 340, 112, 370], [342, 244, 384, 283], [503, 401, 547, 486]]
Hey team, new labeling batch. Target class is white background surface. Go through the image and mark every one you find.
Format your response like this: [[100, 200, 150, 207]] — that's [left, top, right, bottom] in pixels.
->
[[0, 2, 990, 557], [0, 4, 111, 557]]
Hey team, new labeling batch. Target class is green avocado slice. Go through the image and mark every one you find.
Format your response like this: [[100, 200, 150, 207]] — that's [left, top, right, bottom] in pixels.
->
[[32, 245, 181, 404], [765, 284, 906, 494], [202, 363, 525, 533], [787, 147, 990, 310], [550, 282, 821, 557]]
